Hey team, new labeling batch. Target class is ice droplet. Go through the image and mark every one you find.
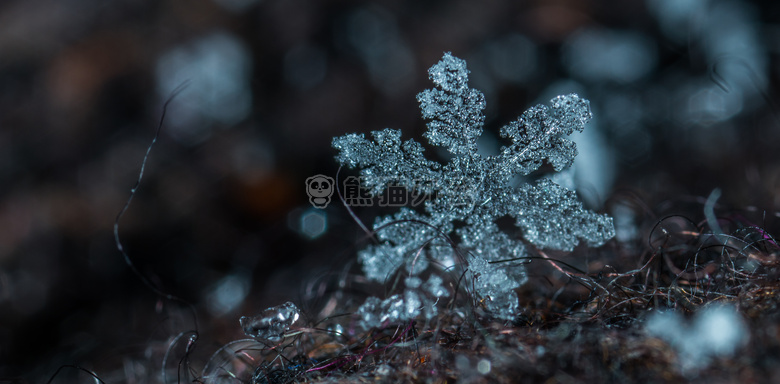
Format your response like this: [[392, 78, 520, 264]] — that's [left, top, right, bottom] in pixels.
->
[[239, 301, 300, 341]]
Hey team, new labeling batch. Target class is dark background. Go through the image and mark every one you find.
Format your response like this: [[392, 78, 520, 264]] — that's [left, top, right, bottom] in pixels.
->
[[1, 0, 780, 381]]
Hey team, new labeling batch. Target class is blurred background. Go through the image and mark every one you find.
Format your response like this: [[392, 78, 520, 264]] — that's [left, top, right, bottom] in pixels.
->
[[1, 0, 780, 381]]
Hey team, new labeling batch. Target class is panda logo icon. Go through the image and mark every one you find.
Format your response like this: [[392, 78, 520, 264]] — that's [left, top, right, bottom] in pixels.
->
[[305, 174, 335, 208]]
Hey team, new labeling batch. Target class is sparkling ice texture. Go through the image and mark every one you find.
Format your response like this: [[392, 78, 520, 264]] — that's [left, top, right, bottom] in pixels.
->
[[240, 301, 300, 341], [333, 53, 615, 322]]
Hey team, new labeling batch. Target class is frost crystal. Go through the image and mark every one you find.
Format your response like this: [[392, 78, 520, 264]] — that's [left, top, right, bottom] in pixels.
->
[[239, 301, 300, 341], [645, 305, 749, 374], [333, 53, 615, 323]]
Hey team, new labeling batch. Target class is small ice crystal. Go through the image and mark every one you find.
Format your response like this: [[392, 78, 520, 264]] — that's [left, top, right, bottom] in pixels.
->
[[240, 301, 300, 341], [355, 290, 426, 329], [645, 305, 748, 374], [423, 275, 449, 298], [333, 53, 615, 323]]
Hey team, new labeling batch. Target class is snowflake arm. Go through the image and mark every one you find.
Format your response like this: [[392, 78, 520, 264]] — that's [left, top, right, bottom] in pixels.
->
[[513, 178, 615, 251], [359, 208, 452, 281], [416, 52, 486, 156], [495, 94, 591, 179], [332, 129, 439, 196]]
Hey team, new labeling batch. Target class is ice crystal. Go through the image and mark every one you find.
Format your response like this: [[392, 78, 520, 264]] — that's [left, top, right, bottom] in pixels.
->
[[645, 305, 749, 374], [239, 301, 300, 341], [333, 53, 615, 323]]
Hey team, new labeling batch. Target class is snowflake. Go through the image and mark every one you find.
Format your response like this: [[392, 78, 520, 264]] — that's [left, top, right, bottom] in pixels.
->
[[333, 52, 615, 322]]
